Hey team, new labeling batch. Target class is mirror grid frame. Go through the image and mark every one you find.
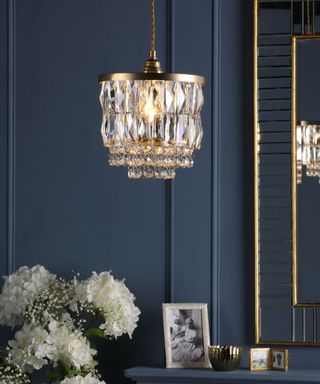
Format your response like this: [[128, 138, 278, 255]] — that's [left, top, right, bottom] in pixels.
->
[[292, 35, 320, 307]]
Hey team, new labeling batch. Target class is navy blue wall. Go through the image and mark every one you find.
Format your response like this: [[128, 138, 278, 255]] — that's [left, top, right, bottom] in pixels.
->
[[1, 0, 320, 383]]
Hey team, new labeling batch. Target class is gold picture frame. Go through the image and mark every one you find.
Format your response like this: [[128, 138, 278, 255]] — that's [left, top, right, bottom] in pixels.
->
[[271, 348, 289, 371], [162, 303, 211, 369], [250, 348, 271, 371]]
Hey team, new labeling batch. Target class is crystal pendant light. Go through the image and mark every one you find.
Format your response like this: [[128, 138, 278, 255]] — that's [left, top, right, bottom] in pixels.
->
[[98, 0, 205, 179], [296, 121, 320, 184]]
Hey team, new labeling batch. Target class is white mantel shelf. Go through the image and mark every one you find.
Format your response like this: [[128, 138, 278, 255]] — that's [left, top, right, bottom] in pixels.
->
[[125, 367, 320, 384]]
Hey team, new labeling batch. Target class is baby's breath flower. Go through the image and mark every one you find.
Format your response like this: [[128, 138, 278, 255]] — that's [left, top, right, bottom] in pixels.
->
[[24, 278, 77, 326], [0, 354, 30, 384]]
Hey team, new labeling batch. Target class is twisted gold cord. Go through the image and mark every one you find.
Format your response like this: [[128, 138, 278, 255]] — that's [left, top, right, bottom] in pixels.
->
[[151, 0, 155, 51], [143, 0, 162, 72]]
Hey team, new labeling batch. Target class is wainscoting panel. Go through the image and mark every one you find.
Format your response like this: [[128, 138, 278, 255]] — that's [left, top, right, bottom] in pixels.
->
[[2, 1, 320, 383], [0, 0, 8, 279], [4, 0, 169, 382], [171, 0, 213, 311], [218, 0, 254, 348], [0, 0, 9, 348]]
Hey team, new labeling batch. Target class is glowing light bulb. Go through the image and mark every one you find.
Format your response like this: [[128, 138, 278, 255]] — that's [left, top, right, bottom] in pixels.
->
[[143, 99, 157, 123], [140, 82, 162, 123]]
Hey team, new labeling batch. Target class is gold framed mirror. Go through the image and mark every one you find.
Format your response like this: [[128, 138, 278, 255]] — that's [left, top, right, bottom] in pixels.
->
[[254, 0, 320, 345]]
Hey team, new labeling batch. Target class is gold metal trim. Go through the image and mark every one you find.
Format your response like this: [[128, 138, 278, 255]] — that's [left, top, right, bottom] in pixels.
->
[[254, 1, 320, 345], [256, 341, 320, 346], [98, 72, 205, 85], [292, 35, 298, 307], [300, 120, 320, 125], [292, 35, 320, 308], [254, 0, 260, 345], [143, 50, 163, 73]]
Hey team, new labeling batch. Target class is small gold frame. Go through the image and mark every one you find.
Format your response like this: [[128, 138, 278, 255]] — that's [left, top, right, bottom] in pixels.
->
[[271, 348, 289, 371], [250, 348, 271, 371], [292, 35, 320, 307]]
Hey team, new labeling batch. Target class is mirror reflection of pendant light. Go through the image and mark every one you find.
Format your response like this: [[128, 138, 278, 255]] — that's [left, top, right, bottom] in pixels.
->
[[98, 0, 205, 179], [296, 121, 320, 184], [296, 2, 319, 184]]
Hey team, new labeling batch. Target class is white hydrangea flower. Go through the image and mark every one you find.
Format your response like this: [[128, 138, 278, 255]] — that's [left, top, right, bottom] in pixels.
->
[[7, 314, 96, 373], [60, 373, 106, 384], [76, 271, 140, 338], [0, 265, 56, 327], [46, 316, 96, 370], [8, 324, 49, 372]]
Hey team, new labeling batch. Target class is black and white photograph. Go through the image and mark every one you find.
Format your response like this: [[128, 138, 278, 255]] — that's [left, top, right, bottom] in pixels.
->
[[162, 303, 211, 368], [271, 349, 288, 371], [250, 348, 270, 371]]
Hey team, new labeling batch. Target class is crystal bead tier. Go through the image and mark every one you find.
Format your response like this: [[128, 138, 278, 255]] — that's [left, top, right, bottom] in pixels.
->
[[100, 79, 204, 179]]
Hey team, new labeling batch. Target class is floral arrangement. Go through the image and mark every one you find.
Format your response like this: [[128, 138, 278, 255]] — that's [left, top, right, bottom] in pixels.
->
[[0, 265, 140, 384]]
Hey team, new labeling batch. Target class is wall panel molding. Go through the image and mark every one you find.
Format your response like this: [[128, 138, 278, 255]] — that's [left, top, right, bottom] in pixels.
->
[[0, 0, 15, 278], [0, 0, 16, 347], [165, 0, 175, 304], [0, 0, 8, 278], [7, 0, 16, 275], [0, 0, 8, 348], [211, 0, 221, 346]]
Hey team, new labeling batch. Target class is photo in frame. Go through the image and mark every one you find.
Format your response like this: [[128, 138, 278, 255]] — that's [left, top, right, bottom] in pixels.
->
[[249, 348, 270, 371], [271, 349, 288, 371], [162, 303, 211, 368]]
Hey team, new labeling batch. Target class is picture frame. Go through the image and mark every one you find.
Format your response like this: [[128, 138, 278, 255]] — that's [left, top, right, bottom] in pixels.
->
[[162, 303, 211, 368], [271, 349, 288, 371], [249, 348, 271, 371]]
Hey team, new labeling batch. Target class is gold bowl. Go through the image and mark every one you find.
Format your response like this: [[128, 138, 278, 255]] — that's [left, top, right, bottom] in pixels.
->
[[208, 345, 242, 371]]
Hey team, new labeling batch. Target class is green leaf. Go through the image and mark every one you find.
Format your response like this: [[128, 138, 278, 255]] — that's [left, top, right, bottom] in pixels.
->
[[57, 360, 69, 376], [46, 370, 60, 383], [89, 339, 98, 351], [56, 359, 88, 379], [83, 327, 108, 339]]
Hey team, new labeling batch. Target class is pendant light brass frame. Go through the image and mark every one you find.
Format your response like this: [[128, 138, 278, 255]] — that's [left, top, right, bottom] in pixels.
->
[[98, 72, 205, 85]]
